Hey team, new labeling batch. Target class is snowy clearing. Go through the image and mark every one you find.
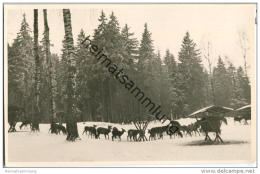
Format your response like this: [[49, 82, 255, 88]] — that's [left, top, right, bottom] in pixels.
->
[[7, 118, 254, 166]]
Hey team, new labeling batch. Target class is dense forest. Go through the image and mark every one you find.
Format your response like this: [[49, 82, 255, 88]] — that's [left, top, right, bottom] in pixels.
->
[[8, 10, 251, 126]]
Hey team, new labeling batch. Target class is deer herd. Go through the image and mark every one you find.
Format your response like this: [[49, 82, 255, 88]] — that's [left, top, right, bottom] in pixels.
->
[[15, 116, 249, 143], [12, 113, 250, 143], [76, 115, 248, 142], [8, 104, 250, 143], [75, 119, 221, 142]]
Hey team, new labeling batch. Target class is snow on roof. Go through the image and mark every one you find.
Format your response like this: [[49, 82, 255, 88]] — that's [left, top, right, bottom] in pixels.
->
[[187, 105, 233, 118], [188, 105, 214, 117], [236, 104, 251, 111]]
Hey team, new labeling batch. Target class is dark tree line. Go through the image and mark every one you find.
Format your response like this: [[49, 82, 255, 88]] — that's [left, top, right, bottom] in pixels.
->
[[8, 10, 251, 129]]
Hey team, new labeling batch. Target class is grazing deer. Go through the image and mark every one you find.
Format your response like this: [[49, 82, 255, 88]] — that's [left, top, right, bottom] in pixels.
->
[[156, 126, 166, 139], [57, 124, 67, 135], [189, 123, 201, 136], [8, 105, 24, 132], [127, 129, 141, 141], [179, 123, 200, 137], [148, 126, 167, 140], [20, 120, 32, 130], [49, 122, 60, 134], [234, 116, 250, 125], [49, 122, 66, 135], [167, 120, 183, 138], [112, 127, 126, 141], [234, 116, 243, 123], [96, 125, 112, 139], [179, 125, 190, 136]]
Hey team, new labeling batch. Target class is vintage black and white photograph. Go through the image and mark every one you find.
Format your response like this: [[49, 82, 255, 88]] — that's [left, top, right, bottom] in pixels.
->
[[4, 3, 256, 167]]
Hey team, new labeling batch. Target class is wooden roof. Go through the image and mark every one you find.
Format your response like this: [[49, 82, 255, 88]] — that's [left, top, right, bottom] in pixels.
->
[[187, 105, 234, 118]]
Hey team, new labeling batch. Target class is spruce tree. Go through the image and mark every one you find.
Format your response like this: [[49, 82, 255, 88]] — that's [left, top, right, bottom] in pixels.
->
[[163, 50, 184, 118], [120, 24, 139, 122], [121, 24, 138, 71], [138, 23, 154, 67], [231, 66, 250, 108], [75, 29, 91, 121], [136, 23, 155, 119], [178, 32, 205, 114], [8, 14, 34, 119], [213, 57, 233, 106]]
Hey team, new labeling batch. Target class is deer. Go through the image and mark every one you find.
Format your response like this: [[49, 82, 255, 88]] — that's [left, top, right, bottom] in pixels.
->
[[49, 122, 59, 134], [82, 125, 97, 138], [112, 127, 126, 141], [127, 129, 141, 141], [96, 125, 112, 139], [234, 116, 243, 123], [8, 105, 24, 132], [148, 129, 157, 141], [57, 124, 67, 135], [167, 120, 183, 139], [20, 119, 32, 130], [148, 126, 167, 140], [179, 125, 190, 136], [189, 123, 201, 136]]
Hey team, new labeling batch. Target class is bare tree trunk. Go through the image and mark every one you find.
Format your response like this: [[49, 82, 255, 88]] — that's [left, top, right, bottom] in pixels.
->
[[100, 77, 105, 122], [108, 80, 113, 122], [32, 9, 40, 131], [238, 31, 249, 77], [204, 41, 215, 105], [43, 9, 56, 124], [63, 9, 79, 141]]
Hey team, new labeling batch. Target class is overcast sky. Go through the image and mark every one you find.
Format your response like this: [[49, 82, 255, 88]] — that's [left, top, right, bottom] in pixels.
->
[[5, 4, 256, 76]]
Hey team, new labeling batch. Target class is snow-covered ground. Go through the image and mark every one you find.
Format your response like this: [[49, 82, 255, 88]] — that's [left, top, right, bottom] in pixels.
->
[[6, 118, 254, 166]]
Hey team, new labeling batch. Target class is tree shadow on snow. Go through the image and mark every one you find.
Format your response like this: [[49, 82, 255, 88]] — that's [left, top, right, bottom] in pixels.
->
[[183, 140, 249, 146]]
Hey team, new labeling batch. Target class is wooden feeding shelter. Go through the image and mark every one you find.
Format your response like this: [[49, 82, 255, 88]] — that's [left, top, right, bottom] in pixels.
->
[[133, 114, 154, 141], [235, 104, 251, 124], [187, 105, 233, 143], [188, 105, 233, 118]]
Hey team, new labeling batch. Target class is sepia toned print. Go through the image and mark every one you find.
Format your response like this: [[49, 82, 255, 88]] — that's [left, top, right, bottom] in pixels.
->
[[4, 4, 256, 167]]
